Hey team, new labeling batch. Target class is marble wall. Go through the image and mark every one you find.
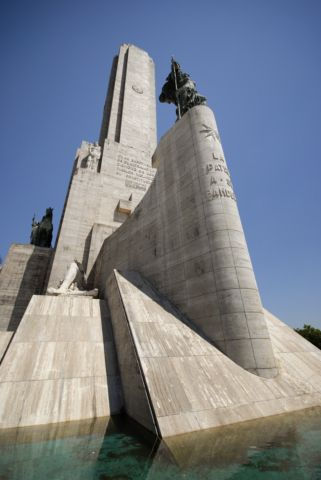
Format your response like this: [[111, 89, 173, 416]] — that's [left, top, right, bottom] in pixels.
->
[[95, 105, 277, 378]]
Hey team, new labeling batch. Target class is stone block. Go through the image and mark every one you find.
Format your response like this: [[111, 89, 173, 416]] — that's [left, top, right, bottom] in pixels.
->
[[225, 339, 257, 370], [246, 313, 270, 338], [208, 229, 230, 251], [221, 312, 250, 340], [231, 247, 253, 268], [215, 267, 239, 290], [217, 289, 244, 314], [0, 244, 53, 331], [0, 295, 123, 428], [241, 289, 263, 313], [236, 267, 258, 289]]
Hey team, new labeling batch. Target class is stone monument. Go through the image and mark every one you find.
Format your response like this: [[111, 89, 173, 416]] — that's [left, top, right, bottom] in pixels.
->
[[47, 44, 157, 290], [0, 46, 320, 437]]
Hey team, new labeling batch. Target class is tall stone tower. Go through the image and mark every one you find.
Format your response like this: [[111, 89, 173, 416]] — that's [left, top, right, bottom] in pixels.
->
[[47, 44, 157, 288]]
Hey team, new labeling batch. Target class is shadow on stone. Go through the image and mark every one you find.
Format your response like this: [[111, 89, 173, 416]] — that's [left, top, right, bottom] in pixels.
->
[[82, 228, 93, 275], [119, 269, 221, 352], [99, 299, 124, 416], [0, 245, 52, 332]]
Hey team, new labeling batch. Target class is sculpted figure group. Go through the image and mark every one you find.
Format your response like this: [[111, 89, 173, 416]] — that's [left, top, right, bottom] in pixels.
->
[[30, 207, 53, 248], [159, 59, 207, 119]]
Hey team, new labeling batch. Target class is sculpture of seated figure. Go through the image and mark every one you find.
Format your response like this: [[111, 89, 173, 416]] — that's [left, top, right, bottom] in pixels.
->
[[47, 260, 98, 297]]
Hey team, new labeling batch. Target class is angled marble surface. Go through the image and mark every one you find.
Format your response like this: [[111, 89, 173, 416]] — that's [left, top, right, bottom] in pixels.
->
[[0, 295, 123, 429], [0, 332, 13, 363], [107, 269, 321, 438]]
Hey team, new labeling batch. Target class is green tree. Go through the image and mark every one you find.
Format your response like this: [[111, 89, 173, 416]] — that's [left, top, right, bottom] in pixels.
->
[[295, 324, 321, 350]]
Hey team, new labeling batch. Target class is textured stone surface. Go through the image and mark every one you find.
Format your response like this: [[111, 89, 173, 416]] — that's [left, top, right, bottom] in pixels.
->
[[0, 244, 52, 331], [0, 332, 13, 363], [0, 295, 123, 428], [106, 273, 159, 435], [95, 105, 277, 377], [99, 44, 157, 156], [107, 269, 321, 438], [48, 45, 156, 289]]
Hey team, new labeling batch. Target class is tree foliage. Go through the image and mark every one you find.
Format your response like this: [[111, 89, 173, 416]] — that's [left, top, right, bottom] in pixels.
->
[[295, 324, 321, 350]]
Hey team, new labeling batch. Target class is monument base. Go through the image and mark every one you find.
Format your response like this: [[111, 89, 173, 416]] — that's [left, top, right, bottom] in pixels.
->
[[106, 269, 321, 438], [0, 295, 123, 429]]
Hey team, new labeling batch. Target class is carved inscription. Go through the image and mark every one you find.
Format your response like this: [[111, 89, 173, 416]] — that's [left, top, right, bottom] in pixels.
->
[[116, 154, 155, 191], [212, 152, 225, 162], [207, 188, 236, 201], [205, 151, 236, 202], [200, 124, 221, 144]]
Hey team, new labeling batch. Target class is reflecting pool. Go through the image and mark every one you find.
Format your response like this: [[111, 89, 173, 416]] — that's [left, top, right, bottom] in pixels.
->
[[0, 407, 321, 479]]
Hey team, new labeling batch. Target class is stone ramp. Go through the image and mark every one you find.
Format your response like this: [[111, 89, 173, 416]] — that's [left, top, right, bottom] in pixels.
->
[[0, 295, 123, 428], [107, 270, 321, 438]]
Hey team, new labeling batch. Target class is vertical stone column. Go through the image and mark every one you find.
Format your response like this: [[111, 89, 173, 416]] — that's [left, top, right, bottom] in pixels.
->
[[99, 44, 157, 158], [189, 106, 277, 378], [95, 105, 277, 379]]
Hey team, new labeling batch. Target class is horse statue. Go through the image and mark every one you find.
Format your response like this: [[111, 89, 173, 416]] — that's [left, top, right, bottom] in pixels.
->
[[159, 58, 207, 120], [30, 207, 53, 248]]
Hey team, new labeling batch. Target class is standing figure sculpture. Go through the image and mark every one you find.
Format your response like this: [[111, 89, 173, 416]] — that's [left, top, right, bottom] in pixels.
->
[[86, 142, 101, 170], [30, 207, 53, 248], [159, 58, 207, 120], [30, 215, 40, 245]]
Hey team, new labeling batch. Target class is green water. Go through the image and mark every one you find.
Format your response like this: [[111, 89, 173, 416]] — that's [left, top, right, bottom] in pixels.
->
[[0, 408, 321, 480]]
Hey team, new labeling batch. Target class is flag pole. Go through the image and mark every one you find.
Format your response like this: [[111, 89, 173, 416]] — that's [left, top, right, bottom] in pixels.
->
[[171, 56, 181, 120]]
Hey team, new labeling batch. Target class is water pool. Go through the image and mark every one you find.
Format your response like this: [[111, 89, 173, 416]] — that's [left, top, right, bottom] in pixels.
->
[[0, 407, 320, 479]]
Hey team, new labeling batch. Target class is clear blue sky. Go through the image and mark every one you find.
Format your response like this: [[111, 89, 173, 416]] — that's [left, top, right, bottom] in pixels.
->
[[1, 0, 320, 328]]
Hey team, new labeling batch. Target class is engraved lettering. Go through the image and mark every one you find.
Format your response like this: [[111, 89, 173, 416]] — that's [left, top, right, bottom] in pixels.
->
[[116, 151, 155, 191], [212, 152, 225, 163], [206, 187, 236, 202]]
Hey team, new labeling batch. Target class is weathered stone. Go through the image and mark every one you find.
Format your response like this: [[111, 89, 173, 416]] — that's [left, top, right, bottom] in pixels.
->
[[0, 244, 53, 331], [106, 270, 321, 437], [95, 105, 277, 378], [0, 295, 123, 428], [47, 44, 157, 289]]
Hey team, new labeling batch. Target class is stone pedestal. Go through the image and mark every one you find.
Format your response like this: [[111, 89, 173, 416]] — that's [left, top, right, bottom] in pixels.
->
[[0, 295, 122, 428], [0, 244, 52, 331]]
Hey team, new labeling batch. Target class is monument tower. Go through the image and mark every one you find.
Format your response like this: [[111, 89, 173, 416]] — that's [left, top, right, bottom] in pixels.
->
[[0, 45, 320, 437], [48, 44, 157, 289]]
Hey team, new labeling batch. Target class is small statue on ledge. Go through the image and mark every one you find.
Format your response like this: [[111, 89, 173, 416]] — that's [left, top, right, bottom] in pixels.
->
[[30, 207, 53, 248], [159, 57, 207, 120], [47, 260, 98, 297], [86, 142, 101, 170]]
